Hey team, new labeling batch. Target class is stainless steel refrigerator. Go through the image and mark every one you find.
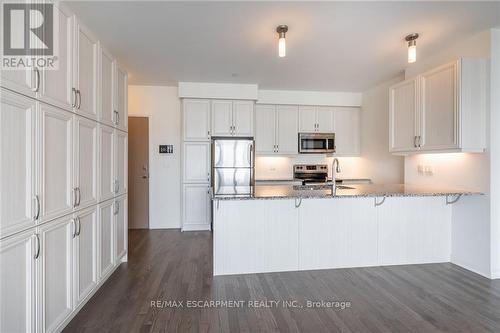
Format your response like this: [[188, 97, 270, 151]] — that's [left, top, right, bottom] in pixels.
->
[[211, 137, 255, 197]]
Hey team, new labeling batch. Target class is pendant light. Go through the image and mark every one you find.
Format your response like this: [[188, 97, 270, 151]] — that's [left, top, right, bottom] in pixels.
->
[[405, 33, 419, 63], [277, 25, 288, 57]]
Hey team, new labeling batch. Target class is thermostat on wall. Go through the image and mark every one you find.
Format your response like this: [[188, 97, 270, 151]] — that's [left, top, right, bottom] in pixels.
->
[[159, 145, 173, 154]]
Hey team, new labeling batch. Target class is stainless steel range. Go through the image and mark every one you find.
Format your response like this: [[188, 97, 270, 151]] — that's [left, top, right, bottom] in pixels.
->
[[293, 164, 328, 185]]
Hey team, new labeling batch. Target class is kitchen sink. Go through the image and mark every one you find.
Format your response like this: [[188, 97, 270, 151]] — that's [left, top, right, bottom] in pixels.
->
[[336, 185, 355, 190]]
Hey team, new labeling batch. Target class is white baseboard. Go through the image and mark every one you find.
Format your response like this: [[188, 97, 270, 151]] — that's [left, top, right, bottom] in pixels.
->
[[182, 224, 211, 232], [451, 256, 491, 279]]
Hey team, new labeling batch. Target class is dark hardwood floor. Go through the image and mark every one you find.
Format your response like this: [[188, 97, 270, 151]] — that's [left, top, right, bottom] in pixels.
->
[[65, 230, 500, 333]]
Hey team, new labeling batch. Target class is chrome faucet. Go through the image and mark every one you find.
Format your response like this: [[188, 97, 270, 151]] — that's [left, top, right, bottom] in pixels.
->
[[331, 158, 341, 194]]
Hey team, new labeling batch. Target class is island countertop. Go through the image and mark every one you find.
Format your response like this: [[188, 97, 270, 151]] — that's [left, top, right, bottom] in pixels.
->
[[211, 183, 482, 200]]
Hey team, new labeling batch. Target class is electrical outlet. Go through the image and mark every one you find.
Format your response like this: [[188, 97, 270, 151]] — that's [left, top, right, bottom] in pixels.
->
[[424, 165, 434, 176], [418, 164, 425, 175]]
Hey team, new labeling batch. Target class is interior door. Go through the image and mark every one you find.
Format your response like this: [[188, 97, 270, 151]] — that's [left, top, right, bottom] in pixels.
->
[[100, 47, 114, 126], [98, 200, 114, 279], [75, 19, 98, 119], [420, 62, 458, 150], [128, 117, 149, 229], [39, 4, 73, 111], [276, 105, 298, 154], [0, 90, 37, 237], [255, 105, 276, 154], [232, 101, 254, 136], [333, 107, 360, 155], [40, 216, 73, 332], [73, 207, 97, 307], [114, 130, 127, 195], [39, 103, 73, 222], [114, 195, 127, 261], [74, 115, 98, 209], [211, 100, 233, 136], [0, 230, 37, 333], [115, 64, 128, 131], [99, 125, 114, 201], [316, 106, 334, 133], [389, 78, 419, 152], [183, 99, 210, 141], [298, 106, 317, 133]]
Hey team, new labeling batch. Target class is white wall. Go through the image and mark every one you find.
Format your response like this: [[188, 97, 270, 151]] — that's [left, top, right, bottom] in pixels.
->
[[128, 85, 182, 229]]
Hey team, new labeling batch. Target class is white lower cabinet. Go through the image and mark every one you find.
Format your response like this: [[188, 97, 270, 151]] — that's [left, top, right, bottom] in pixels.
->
[[73, 207, 98, 308], [114, 195, 127, 261], [39, 215, 73, 332], [0, 230, 37, 332], [182, 184, 211, 231]]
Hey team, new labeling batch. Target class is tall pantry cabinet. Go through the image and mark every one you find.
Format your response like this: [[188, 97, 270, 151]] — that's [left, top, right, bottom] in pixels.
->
[[0, 3, 128, 332]]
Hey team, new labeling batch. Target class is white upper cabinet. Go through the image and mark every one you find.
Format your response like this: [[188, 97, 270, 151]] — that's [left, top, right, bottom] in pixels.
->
[[114, 63, 128, 131], [299, 106, 334, 133], [333, 107, 360, 156], [74, 115, 98, 209], [183, 142, 210, 183], [276, 105, 299, 154], [39, 4, 73, 111], [0, 230, 37, 332], [255, 105, 276, 154], [183, 99, 211, 141], [0, 90, 37, 238], [211, 100, 254, 137], [39, 103, 74, 223], [114, 130, 127, 196], [98, 199, 115, 279], [99, 125, 115, 202], [100, 46, 115, 127], [114, 195, 127, 261], [74, 17, 98, 120], [389, 59, 486, 154]]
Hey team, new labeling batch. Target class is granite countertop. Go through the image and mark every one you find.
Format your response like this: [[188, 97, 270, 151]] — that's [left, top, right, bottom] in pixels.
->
[[212, 184, 483, 200]]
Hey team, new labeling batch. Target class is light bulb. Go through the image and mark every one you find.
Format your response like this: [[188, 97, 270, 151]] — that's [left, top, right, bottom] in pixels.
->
[[408, 44, 416, 63], [279, 37, 286, 57]]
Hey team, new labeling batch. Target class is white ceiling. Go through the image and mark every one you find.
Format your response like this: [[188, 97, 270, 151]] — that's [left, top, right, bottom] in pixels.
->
[[66, 1, 500, 91]]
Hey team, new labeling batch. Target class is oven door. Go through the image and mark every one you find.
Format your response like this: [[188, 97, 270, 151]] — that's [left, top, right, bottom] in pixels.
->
[[299, 134, 335, 153]]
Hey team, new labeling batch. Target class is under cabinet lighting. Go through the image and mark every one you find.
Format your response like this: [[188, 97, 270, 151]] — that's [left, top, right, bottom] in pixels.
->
[[277, 25, 288, 58], [405, 33, 419, 63]]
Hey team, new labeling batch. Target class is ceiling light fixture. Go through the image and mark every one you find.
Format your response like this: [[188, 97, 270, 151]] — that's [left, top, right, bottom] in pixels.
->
[[277, 25, 288, 58], [405, 33, 419, 64]]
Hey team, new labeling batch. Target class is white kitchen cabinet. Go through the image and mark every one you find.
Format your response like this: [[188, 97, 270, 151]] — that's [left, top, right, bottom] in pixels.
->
[[333, 107, 360, 156], [255, 105, 298, 155], [0, 230, 37, 332], [114, 195, 127, 261], [183, 142, 210, 183], [0, 90, 37, 238], [0, 69, 36, 99], [183, 99, 211, 141], [114, 130, 127, 196], [39, 4, 73, 112], [99, 124, 115, 202], [74, 115, 98, 209], [98, 199, 115, 279], [114, 63, 128, 131], [72, 206, 97, 307], [182, 184, 211, 231], [389, 59, 486, 154], [39, 215, 73, 333], [211, 100, 254, 137], [299, 106, 334, 133], [39, 103, 74, 223], [99, 46, 115, 126], [74, 17, 98, 120]]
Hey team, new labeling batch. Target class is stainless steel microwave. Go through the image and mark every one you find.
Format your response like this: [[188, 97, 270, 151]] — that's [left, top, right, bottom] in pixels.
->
[[298, 133, 336, 154]]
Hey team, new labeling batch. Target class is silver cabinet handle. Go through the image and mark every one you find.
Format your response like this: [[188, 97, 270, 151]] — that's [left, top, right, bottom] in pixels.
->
[[114, 202, 120, 215], [73, 188, 77, 207], [114, 180, 119, 193], [116, 111, 120, 125], [207, 172, 210, 182], [33, 195, 40, 220], [418, 136, 422, 148], [414, 136, 418, 148], [72, 218, 77, 238], [78, 90, 82, 109], [207, 130, 210, 138], [32, 67, 40, 92], [76, 187, 81, 206], [33, 233, 40, 259], [77, 217, 81, 236], [72, 88, 77, 108]]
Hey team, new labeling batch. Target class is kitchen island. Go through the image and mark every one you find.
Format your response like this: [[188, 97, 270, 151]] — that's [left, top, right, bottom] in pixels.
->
[[212, 184, 481, 276]]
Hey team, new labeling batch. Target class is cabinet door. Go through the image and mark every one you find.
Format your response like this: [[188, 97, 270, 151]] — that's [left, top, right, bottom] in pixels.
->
[[333, 107, 360, 155], [183, 99, 210, 141], [115, 64, 128, 131], [39, 5, 73, 111], [74, 116, 98, 209], [276, 105, 298, 154], [211, 100, 233, 136], [39, 103, 73, 222], [0, 70, 35, 98], [316, 106, 334, 133], [233, 101, 254, 136], [420, 62, 458, 150], [39, 216, 73, 332], [255, 105, 276, 154], [100, 47, 115, 126], [389, 78, 419, 152], [99, 125, 115, 201], [0, 231, 37, 333], [74, 19, 98, 119], [73, 207, 97, 307], [114, 130, 127, 195], [298, 106, 317, 132], [183, 142, 210, 183], [98, 200, 114, 279], [114, 195, 127, 261], [0, 90, 37, 237], [182, 184, 211, 231]]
